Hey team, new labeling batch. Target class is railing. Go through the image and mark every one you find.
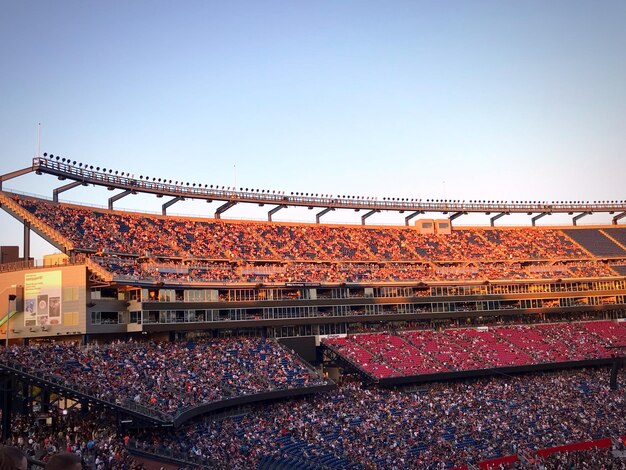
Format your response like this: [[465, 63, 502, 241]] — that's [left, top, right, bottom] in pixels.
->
[[32, 157, 626, 215], [84, 256, 114, 282], [0, 259, 35, 273], [0, 358, 173, 424], [128, 440, 217, 469], [0, 192, 75, 251], [0, 257, 90, 274], [26, 456, 46, 469], [0, 354, 331, 427]]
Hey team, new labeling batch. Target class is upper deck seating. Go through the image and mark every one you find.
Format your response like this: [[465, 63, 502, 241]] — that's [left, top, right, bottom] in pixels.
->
[[563, 229, 626, 257]]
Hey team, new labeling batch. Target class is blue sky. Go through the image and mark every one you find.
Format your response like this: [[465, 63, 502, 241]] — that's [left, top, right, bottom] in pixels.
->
[[1, 1, 625, 259]]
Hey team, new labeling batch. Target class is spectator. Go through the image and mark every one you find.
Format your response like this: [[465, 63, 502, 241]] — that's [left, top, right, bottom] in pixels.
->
[[45, 452, 82, 470]]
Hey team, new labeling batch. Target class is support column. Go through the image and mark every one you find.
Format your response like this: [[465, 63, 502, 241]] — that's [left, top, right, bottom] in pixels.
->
[[23, 221, 31, 261], [316, 207, 334, 224], [404, 210, 424, 226], [572, 212, 591, 226], [214, 201, 237, 219], [268, 205, 287, 222], [108, 189, 132, 210], [361, 209, 379, 225], [490, 212, 508, 227], [531, 212, 550, 226], [0, 374, 13, 441], [612, 212, 626, 225], [449, 212, 466, 222], [53, 181, 82, 203], [41, 390, 50, 413], [162, 196, 184, 216], [21, 382, 30, 415]]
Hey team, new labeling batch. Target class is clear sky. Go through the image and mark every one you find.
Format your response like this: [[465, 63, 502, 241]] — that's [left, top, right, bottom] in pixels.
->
[[1, 1, 625, 259]]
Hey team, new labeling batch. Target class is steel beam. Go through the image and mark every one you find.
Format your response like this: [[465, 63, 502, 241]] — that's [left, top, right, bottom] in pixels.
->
[[490, 212, 508, 227], [1, 374, 13, 441], [215, 200, 237, 219], [361, 209, 379, 225], [162, 196, 184, 216], [108, 190, 132, 211], [572, 212, 591, 226], [316, 207, 334, 224], [0, 167, 33, 191], [449, 211, 466, 222], [613, 212, 626, 225], [404, 210, 424, 226], [23, 221, 30, 261], [268, 204, 287, 222], [53, 181, 82, 203], [531, 212, 550, 226]]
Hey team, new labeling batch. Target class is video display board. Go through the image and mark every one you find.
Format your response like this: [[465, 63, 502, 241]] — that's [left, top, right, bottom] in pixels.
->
[[24, 271, 62, 326]]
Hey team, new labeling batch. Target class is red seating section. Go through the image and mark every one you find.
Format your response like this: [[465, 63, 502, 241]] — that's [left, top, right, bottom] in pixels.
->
[[324, 321, 626, 379]]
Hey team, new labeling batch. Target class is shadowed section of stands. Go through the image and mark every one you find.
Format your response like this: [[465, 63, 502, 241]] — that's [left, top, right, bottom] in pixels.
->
[[0, 337, 328, 425], [563, 228, 626, 257]]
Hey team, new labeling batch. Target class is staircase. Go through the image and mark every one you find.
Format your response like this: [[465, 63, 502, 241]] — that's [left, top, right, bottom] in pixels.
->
[[0, 192, 75, 252]]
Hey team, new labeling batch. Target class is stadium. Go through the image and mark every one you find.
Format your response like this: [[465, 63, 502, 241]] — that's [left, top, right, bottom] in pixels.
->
[[0, 155, 626, 469]]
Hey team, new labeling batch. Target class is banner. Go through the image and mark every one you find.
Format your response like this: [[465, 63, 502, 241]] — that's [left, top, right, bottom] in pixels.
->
[[24, 271, 62, 326]]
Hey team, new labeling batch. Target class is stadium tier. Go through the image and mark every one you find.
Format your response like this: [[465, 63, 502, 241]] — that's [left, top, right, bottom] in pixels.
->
[[1, 188, 626, 343], [131, 367, 626, 469], [10, 195, 591, 261], [0, 337, 324, 417], [4, 192, 626, 285], [323, 320, 626, 380], [6, 367, 626, 469]]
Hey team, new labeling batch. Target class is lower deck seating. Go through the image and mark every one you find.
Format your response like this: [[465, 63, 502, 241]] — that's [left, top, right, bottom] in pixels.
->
[[323, 321, 626, 379]]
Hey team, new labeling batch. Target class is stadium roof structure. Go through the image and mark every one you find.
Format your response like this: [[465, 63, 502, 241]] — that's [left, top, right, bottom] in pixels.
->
[[2, 155, 626, 227]]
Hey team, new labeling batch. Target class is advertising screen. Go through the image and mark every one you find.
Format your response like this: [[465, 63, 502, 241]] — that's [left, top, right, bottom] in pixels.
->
[[24, 271, 62, 326]]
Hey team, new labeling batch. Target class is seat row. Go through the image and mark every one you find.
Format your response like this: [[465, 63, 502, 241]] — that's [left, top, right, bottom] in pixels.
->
[[323, 321, 626, 379]]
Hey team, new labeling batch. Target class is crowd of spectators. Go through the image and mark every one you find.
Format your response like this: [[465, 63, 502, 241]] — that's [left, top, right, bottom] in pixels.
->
[[133, 368, 626, 469], [537, 447, 626, 469], [17, 196, 599, 263], [91, 255, 618, 285], [4, 367, 626, 469], [324, 321, 625, 379], [0, 337, 323, 416], [6, 409, 142, 469], [13, 196, 626, 286]]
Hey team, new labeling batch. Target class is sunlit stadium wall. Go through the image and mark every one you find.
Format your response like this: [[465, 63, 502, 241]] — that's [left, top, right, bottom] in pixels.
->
[[0, 264, 87, 342]]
